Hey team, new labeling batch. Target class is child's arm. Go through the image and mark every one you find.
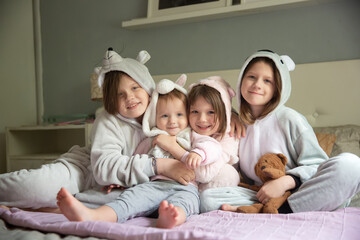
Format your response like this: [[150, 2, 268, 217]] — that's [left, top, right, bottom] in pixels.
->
[[229, 109, 246, 138], [152, 134, 186, 160], [100, 137, 152, 193], [156, 158, 195, 185], [183, 152, 203, 169], [91, 113, 194, 187], [194, 133, 239, 183], [189, 132, 223, 165], [256, 175, 295, 204], [180, 131, 224, 170], [257, 110, 328, 202]]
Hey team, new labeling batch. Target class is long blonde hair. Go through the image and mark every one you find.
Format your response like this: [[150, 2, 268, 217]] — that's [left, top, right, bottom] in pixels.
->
[[239, 57, 282, 125]]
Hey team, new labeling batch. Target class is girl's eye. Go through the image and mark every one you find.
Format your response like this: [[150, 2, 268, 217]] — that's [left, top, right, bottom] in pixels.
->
[[132, 86, 139, 90], [161, 114, 168, 118], [264, 79, 272, 83], [191, 110, 198, 114], [177, 113, 183, 117], [208, 111, 215, 115], [118, 93, 124, 97]]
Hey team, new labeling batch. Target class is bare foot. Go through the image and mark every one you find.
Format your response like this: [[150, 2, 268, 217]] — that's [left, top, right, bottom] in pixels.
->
[[221, 204, 238, 212], [57, 187, 96, 222], [57, 187, 117, 222], [156, 200, 185, 229]]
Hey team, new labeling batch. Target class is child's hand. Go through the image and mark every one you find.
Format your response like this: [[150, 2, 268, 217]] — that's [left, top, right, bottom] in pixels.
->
[[185, 152, 202, 169], [152, 134, 177, 152], [102, 184, 126, 194], [157, 158, 195, 185], [230, 111, 246, 138], [153, 134, 186, 160], [256, 176, 295, 204]]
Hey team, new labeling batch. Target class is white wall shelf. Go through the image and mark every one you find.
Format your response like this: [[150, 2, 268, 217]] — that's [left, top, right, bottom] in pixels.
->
[[6, 124, 93, 172], [122, 0, 319, 29]]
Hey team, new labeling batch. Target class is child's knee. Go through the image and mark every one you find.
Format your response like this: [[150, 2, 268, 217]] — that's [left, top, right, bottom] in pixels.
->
[[199, 190, 217, 213], [329, 153, 360, 181]]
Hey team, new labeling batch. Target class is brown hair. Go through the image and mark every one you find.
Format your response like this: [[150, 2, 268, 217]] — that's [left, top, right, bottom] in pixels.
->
[[102, 71, 127, 115], [188, 85, 226, 138], [239, 57, 282, 125], [158, 89, 188, 113]]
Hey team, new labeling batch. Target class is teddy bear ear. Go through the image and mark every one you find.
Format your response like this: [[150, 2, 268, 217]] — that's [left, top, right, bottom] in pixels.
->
[[277, 153, 288, 165]]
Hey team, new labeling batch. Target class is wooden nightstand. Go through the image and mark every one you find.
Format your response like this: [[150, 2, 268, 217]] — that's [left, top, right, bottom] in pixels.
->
[[5, 123, 93, 172]]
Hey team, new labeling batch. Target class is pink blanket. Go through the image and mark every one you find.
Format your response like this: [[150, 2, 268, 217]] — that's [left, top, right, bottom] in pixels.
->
[[1, 207, 360, 240]]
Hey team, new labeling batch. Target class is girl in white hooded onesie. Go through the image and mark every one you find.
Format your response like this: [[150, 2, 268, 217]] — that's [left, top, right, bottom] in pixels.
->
[[200, 50, 360, 213]]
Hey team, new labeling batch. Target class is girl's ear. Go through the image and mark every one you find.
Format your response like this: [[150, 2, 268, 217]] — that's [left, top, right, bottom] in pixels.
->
[[175, 74, 187, 87]]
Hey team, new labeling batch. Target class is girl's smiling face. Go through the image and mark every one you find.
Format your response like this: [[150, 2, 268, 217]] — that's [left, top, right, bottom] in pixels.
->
[[117, 75, 149, 121], [189, 96, 220, 136], [240, 61, 275, 118]]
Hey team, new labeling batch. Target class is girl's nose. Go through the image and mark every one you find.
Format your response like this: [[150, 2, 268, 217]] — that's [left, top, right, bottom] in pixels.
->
[[199, 113, 207, 121], [253, 79, 261, 89], [126, 91, 134, 100]]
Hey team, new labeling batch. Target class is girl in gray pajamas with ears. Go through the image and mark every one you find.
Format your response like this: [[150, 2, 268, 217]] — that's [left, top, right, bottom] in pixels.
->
[[200, 50, 360, 214], [0, 48, 194, 210]]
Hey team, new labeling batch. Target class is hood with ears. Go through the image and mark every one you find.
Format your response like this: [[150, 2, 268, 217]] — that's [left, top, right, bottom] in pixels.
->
[[95, 48, 156, 127], [188, 76, 236, 134], [95, 48, 155, 96], [236, 50, 295, 115], [142, 74, 188, 137]]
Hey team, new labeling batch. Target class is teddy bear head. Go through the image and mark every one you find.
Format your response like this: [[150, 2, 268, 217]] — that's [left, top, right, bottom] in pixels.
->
[[255, 153, 288, 183]]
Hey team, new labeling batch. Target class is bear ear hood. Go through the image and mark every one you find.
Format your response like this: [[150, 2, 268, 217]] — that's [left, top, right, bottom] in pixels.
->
[[95, 48, 156, 127], [95, 48, 155, 95], [236, 50, 295, 115]]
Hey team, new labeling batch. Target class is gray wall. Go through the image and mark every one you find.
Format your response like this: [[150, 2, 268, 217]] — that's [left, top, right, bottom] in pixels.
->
[[0, 0, 37, 173], [40, 0, 360, 119]]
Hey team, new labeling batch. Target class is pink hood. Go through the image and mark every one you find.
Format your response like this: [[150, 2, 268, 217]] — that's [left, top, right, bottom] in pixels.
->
[[188, 76, 236, 134]]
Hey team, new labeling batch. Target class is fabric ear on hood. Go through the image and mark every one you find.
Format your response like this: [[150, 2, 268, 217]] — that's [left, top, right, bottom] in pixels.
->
[[95, 48, 155, 95], [142, 74, 188, 137], [188, 76, 235, 134], [236, 50, 295, 114]]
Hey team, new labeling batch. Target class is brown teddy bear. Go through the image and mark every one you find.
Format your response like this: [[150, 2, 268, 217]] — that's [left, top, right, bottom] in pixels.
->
[[235, 153, 291, 214]]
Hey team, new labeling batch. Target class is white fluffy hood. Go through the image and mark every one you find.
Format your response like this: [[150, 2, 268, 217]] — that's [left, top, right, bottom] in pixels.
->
[[95, 48, 156, 127], [142, 74, 188, 137], [236, 50, 295, 114]]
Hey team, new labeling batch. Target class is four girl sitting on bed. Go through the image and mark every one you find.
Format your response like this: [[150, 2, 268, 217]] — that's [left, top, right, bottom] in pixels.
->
[[1, 49, 360, 228]]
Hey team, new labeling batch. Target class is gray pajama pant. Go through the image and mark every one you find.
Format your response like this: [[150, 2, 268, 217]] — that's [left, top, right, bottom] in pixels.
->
[[200, 153, 360, 213], [106, 180, 200, 223], [0, 146, 94, 209]]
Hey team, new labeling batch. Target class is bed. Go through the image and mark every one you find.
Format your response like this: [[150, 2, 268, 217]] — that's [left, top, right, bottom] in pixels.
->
[[1, 59, 360, 240]]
